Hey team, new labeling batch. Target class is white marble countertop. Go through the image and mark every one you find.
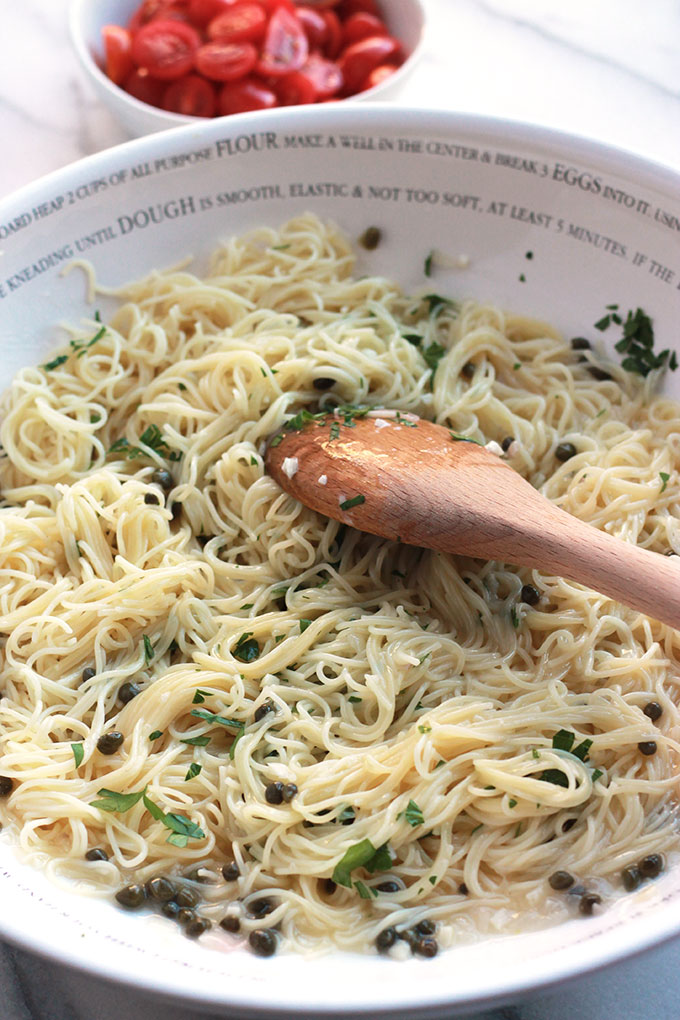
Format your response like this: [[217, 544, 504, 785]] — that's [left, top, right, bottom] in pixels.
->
[[1, 1, 680, 1018]]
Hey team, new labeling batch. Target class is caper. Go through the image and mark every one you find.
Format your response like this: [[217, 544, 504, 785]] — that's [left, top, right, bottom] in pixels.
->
[[549, 870, 575, 890], [220, 914, 241, 933], [521, 583, 540, 605], [638, 741, 657, 756], [146, 876, 177, 902], [461, 361, 475, 379], [643, 701, 663, 722], [254, 700, 275, 722], [85, 848, 108, 862], [177, 907, 197, 925], [115, 884, 147, 909], [358, 226, 381, 250], [562, 818, 577, 833], [97, 731, 124, 755], [282, 783, 298, 802], [81, 667, 96, 684], [174, 885, 201, 908], [622, 865, 642, 892], [162, 900, 181, 919], [375, 927, 397, 953], [0, 776, 14, 797], [415, 919, 436, 936], [578, 892, 602, 916], [222, 861, 240, 882], [321, 878, 336, 895], [587, 365, 612, 381], [144, 492, 160, 506], [571, 337, 591, 351], [249, 928, 277, 957], [555, 442, 577, 462], [151, 468, 174, 492], [247, 897, 274, 919], [501, 436, 515, 453], [397, 928, 419, 951], [264, 781, 284, 805], [375, 880, 400, 893], [313, 377, 336, 391], [458, 882, 469, 895], [185, 916, 212, 938], [118, 682, 141, 704], [170, 501, 183, 520], [640, 853, 664, 878], [415, 935, 439, 958]]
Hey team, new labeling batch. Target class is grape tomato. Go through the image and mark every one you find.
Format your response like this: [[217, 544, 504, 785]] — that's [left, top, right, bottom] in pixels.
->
[[130, 19, 200, 79], [102, 0, 407, 116]]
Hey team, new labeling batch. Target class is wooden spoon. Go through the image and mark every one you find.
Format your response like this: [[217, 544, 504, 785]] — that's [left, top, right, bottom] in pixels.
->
[[265, 411, 680, 629]]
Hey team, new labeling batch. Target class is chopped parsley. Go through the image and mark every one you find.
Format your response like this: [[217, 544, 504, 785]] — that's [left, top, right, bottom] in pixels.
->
[[422, 293, 454, 317], [611, 307, 677, 377], [300, 619, 312, 633], [331, 839, 391, 888], [449, 431, 483, 445], [180, 735, 211, 747], [540, 729, 594, 787], [510, 606, 520, 628], [398, 799, 424, 827], [190, 708, 242, 730], [143, 635, 154, 666], [508, 798, 518, 809], [108, 424, 181, 462], [354, 880, 378, 899], [348, 695, 362, 704], [422, 341, 446, 375], [184, 763, 202, 781], [192, 689, 212, 704], [339, 494, 365, 511], [424, 251, 434, 277], [148, 730, 164, 741], [71, 742, 84, 768], [70, 324, 106, 358], [418, 724, 432, 734], [402, 332, 422, 346], [329, 420, 341, 441], [660, 472, 670, 493], [42, 354, 68, 371], [233, 632, 260, 662]]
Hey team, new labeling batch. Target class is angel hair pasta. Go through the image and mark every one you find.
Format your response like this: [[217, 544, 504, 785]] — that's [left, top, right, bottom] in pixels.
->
[[0, 214, 679, 959]]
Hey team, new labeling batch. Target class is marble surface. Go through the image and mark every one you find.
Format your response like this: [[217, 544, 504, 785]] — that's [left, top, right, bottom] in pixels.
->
[[1, 1, 680, 1017]]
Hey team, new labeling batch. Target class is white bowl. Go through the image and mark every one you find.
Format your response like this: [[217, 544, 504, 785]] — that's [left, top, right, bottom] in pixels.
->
[[1, 105, 680, 1017], [69, 0, 427, 137]]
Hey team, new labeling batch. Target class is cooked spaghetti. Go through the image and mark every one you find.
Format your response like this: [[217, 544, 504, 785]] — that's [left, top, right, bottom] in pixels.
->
[[0, 214, 679, 956]]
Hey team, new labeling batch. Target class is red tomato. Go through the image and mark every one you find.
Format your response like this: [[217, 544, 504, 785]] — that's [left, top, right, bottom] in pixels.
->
[[131, 20, 200, 79], [102, 25, 134, 85], [128, 0, 191, 31], [196, 40, 257, 80], [295, 7, 327, 50], [207, 4, 267, 43], [256, 6, 308, 76], [188, 0, 240, 27], [321, 10, 342, 58], [218, 76, 278, 113], [123, 67, 166, 106], [339, 0, 381, 16], [162, 73, 217, 114], [341, 12, 387, 46], [275, 70, 318, 105], [299, 53, 343, 99], [359, 61, 398, 92], [338, 34, 401, 93], [257, 0, 295, 10]]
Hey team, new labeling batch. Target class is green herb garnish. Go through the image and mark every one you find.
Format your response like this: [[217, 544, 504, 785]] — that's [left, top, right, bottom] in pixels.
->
[[233, 632, 260, 662], [143, 635, 154, 666], [71, 742, 84, 768], [331, 839, 391, 888], [613, 307, 677, 377], [300, 619, 311, 632], [43, 354, 68, 371], [190, 708, 242, 730], [424, 251, 434, 277], [339, 494, 365, 511], [192, 689, 212, 704], [449, 431, 483, 445], [660, 472, 670, 493], [180, 735, 211, 746], [399, 799, 424, 827], [148, 730, 163, 741], [329, 421, 340, 441], [185, 763, 202, 781]]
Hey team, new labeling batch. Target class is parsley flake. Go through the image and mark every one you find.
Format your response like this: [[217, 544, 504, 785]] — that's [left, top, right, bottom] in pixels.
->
[[71, 742, 84, 768], [339, 494, 365, 511]]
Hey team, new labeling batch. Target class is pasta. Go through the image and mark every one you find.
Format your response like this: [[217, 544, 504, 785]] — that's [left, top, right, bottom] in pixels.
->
[[0, 214, 679, 957]]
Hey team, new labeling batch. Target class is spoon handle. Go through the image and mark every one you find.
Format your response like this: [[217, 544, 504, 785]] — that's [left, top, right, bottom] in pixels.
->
[[467, 499, 680, 629]]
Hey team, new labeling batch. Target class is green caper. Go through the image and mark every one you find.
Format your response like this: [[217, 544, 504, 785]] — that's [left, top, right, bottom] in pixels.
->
[[622, 865, 642, 891], [249, 928, 277, 957], [312, 377, 336, 391], [146, 876, 177, 902], [358, 226, 381, 250], [521, 583, 540, 605], [85, 848, 109, 862], [640, 853, 664, 878], [638, 741, 657, 756], [570, 337, 591, 351], [97, 731, 124, 755], [222, 861, 240, 882], [247, 897, 274, 919], [144, 492, 160, 506], [549, 870, 575, 890], [643, 701, 663, 721], [162, 900, 181, 919], [175, 885, 201, 908], [282, 783, 298, 802], [177, 907, 197, 925], [118, 682, 141, 704], [185, 916, 212, 938], [578, 892, 602, 916], [0, 776, 14, 797], [220, 914, 240, 933], [81, 667, 96, 683], [555, 442, 577, 462], [151, 468, 174, 492], [115, 884, 147, 909], [415, 919, 436, 936], [375, 927, 397, 953], [415, 935, 438, 958], [265, 781, 284, 804]]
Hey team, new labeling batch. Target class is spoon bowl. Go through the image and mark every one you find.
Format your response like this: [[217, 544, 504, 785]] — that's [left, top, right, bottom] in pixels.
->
[[266, 410, 680, 629]]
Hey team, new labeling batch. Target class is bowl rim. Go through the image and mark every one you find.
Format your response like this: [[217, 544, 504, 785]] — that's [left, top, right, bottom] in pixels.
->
[[1, 103, 680, 1016], [68, 0, 428, 128]]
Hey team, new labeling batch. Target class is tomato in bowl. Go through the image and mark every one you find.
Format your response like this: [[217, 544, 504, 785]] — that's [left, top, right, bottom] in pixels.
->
[[70, 0, 426, 135]]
